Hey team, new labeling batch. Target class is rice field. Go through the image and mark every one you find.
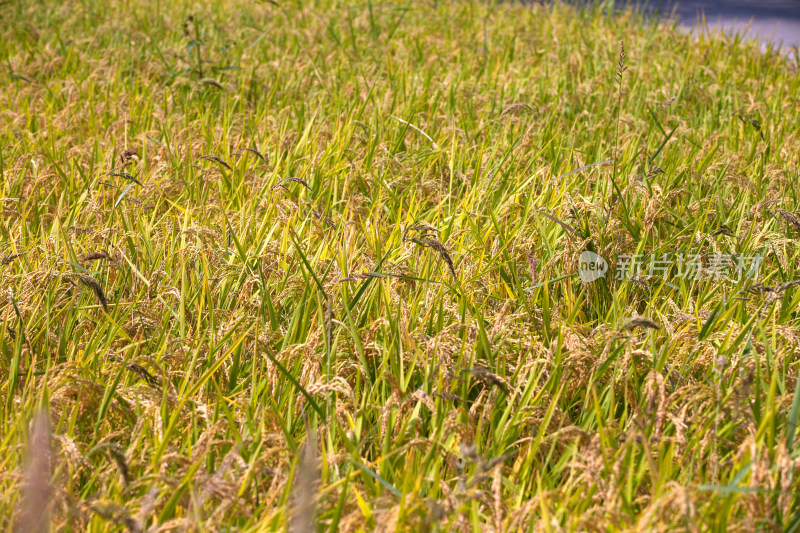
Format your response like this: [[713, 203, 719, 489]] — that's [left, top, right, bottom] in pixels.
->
[[1, 0, 800, 530]]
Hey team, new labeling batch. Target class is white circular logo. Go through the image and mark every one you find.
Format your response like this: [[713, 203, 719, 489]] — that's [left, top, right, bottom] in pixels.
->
[[579, 251, 608, 283]]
